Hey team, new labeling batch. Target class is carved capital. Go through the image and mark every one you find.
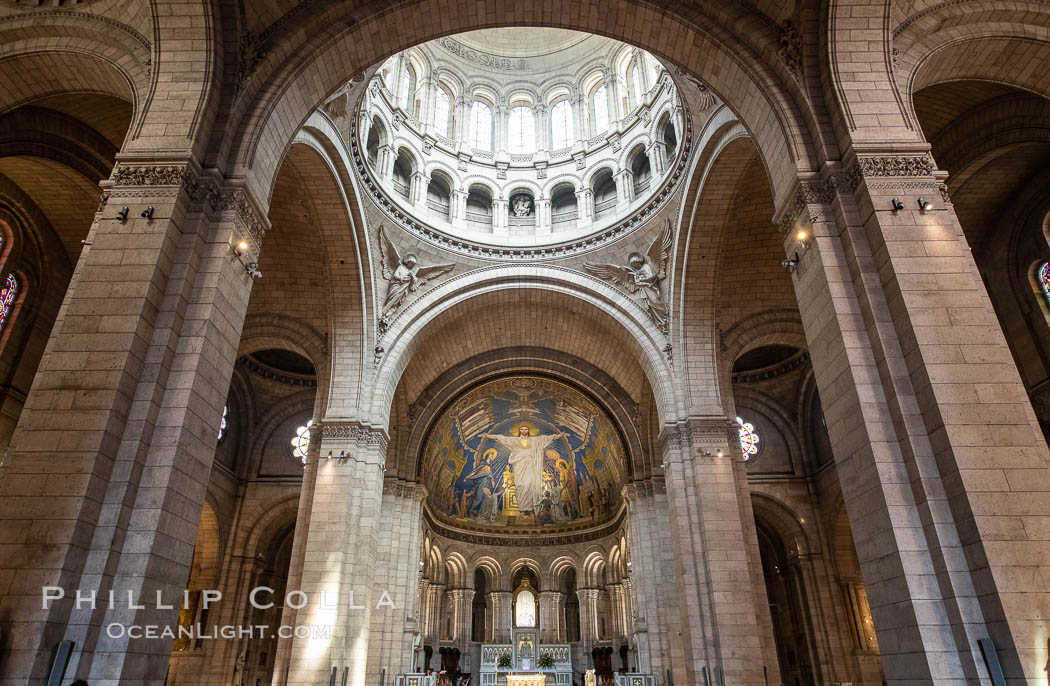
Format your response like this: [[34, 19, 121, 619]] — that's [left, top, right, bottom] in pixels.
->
[[855, 154, 934, 178], [319, 422, 390, 451]]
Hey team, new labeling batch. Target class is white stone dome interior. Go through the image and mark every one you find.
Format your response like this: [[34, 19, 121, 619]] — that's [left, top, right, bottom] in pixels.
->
[[355, 29, 683, 247]]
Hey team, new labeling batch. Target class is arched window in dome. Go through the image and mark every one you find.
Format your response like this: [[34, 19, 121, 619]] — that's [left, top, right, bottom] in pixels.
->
[[630, 62, 644, 108], [1040, 262, 1050, 305], [508, 105, 535, 154], [469, 101, 493, 151], [400, 65, 416, 112], [0, 273, 18, 334], [737, 416, 760, 461], [433, 87, 451, 138], [592, 85, 609, 135], [550, 100, 574, 150], [291, 419, 313, 465]]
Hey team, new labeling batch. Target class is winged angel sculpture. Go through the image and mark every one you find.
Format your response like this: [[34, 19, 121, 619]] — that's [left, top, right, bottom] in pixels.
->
[[584, 218, 673, 333], [378, 226, 454, 328]]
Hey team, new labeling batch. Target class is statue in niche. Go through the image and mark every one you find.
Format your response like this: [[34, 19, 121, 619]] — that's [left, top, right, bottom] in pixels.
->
[[378, 226, 454, 326], [511, 195, 532, 217], [584, 217, 673, 333]]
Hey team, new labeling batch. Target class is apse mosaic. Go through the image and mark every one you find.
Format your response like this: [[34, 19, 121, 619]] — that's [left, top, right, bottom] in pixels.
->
[[423, 376, 627, 532]]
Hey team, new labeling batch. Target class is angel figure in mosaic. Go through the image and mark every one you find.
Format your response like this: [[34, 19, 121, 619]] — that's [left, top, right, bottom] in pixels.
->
[[583, 217, 673, 333], [378, 226, 454, 325]]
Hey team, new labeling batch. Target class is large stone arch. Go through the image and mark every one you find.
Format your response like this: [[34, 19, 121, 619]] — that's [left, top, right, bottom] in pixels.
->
[[218, 0, 822, 213], [371, 267, 677, 429]]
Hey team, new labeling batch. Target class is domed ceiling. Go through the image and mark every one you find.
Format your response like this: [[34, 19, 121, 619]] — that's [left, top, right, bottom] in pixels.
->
[[422, 376, 627, 535]]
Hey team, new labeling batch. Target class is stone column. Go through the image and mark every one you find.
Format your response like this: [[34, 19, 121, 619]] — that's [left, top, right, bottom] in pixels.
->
[[424, 583, 445, 650], [575, 188, 593, 222], [779, 153, 1050, 684], [283, 423, 388, 686], [489, 591, 512, 643], [535, 197, 551, 236], [576, 588, 600, 650], [0, 162, 263, 685], [368, 481, 426, 683], [534, 104, 549, 152], [657, 419, 772, 686], [570, 91, 586, 142], [377, 144, 394, 180], [615, 169, 634, 208], [492, 197, 509, 235], [454, 96, 471, 148], [539, 590, 560, 643], [452, 190, 467, 222], [449, 587, 475, 665], [411, 170, 428, 207], [647, 141, 666, 176]]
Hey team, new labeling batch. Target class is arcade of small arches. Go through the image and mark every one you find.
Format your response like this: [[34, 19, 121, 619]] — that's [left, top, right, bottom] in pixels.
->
[[361, 32, 681, 244], [2, 6, 1050, 686]]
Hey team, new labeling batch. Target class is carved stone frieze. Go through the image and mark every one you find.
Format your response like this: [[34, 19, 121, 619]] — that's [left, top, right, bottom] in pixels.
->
[[208, 188, 267, 244], [856, 154, 934, 178], [112, 163, 197, 189], [383, 479, 425, 500], [320, 422, 390, 451]]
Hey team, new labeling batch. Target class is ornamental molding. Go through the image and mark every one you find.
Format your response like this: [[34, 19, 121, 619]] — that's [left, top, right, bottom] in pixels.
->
[[319, 422, 390, 450], [349, 114, 693, 261], [777, 19, 804, 81], [383, 479, 426, 500], [112, 163, 197, 189], [438, 37, 528, 71], [855, 154, 934, 178], [422, 505, 625, 546], [206, 188, 268, 244], [731, 350, 810, 384]]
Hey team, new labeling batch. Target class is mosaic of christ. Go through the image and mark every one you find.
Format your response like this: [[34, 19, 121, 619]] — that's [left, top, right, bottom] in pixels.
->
[[423, 376, 627, 531]]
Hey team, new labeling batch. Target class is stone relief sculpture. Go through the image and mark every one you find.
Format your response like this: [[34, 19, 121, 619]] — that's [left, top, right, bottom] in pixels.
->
[[512, 196, 532, 217], [584, 218, 673, 333], [378, 226, 455, 328]]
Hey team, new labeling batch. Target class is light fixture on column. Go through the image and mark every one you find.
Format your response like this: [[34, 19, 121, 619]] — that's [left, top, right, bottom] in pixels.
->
[[245, 261, 262, 279], [234, 240, 250, 257], [781, 252, 800, 273], [918, 197, 933, 211], [891, 197, 904, 211], [116, 206, 129, 221], [140, 205, 154, 219], [795, 229, 810, 250]]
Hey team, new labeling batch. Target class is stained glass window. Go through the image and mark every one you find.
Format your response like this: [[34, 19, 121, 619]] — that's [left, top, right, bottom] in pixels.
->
[[508, 106, 535, 154], [592, 85, 609, 135], [217, 404, 228, 442], [291, 419, 313, 464], [0, 274, 17, 333], [737, 416, 760, 461], [469, 101, 492, 151], [1040, 262, 1050, 303], [434, 88, 451, 138], [551, 100, 573, 149]]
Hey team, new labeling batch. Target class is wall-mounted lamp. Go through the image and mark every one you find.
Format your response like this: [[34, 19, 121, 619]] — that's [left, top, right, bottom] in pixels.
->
[[918, 197, 933, 211], [891, 197, 905, 211], [795, 230, 810, 250], [234, 240, 250, 257], [659, 462, 667, 470], [781, 252, 800, 273], [140, 206, 154, 219], [116, 206, 129, 221], [625, 561, 632, 568], [245, 262, 262, 279]]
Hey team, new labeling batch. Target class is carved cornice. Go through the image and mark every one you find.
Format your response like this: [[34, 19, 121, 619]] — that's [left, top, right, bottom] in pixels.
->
[[383, 478, 426, 500], [206, 188, 268, 245], [659, 417, 736, 454], [422, 506, 625, 546], [111, 163, 198, 190], [731, 350, 810, 384], [438, 37, 527, 71], [855, 154, 934, 178], [319, 422, 389, 450]]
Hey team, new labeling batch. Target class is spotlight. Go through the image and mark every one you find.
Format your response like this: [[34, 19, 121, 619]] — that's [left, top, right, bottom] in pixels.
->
[[140, 206, 154, 219], [626, 561, 632, 568], [781, 252, 800, 273], [245, 262, 262, 279], [795, 230, 809, 249], [237, 240, 249, 253], [420, 561, 425, 567], [116, 206, 129, 221], [891, 197, 904, 211], [918, 197, 933, 211]]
